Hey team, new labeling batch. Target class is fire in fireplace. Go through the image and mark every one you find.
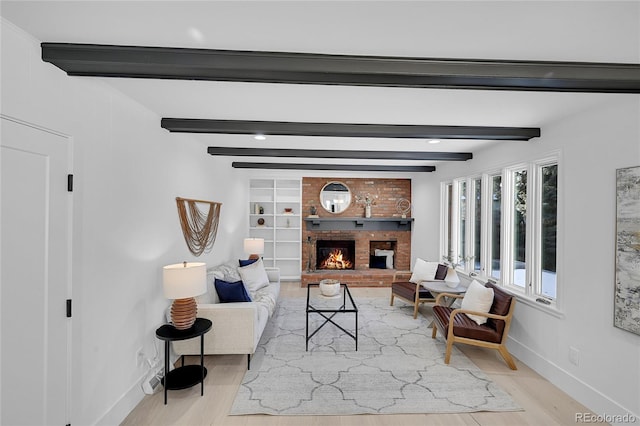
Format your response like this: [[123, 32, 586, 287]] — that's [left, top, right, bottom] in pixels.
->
[[316, 240, 355, 270]]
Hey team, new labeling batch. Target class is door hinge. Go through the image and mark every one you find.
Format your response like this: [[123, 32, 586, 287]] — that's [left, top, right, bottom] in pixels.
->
[[66, 299, 72, 318], [67, 174, 73, 192]]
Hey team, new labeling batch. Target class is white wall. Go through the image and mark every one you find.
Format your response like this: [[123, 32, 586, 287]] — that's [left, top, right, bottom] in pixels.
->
[[0, 19, 440, 424], [1, 20, 249, 425], [424, 95, 640, 421]]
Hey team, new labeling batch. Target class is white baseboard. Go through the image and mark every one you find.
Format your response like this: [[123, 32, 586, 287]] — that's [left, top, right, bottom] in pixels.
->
[[508, 336, 638, 425], [95, 374, 146, 426]]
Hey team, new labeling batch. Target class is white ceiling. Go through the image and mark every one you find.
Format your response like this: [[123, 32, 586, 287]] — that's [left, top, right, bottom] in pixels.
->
[[2, 1, 638, 168]]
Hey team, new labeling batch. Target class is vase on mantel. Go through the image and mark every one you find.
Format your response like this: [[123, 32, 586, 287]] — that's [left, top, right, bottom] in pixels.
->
[[365, 205, 371, 218]]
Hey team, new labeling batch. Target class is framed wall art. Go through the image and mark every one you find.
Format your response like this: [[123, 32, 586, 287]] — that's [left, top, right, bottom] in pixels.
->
[[614, 165, 640, 335]]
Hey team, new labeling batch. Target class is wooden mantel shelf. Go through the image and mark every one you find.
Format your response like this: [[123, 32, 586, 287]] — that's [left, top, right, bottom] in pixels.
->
[[304, 217, 414, 231]]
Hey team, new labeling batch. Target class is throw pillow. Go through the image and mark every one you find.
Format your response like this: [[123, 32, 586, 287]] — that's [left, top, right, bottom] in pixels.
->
[[237, 257, 271, 298], [409, 258, 439, 283], [239, 258, 258, 267], [375, 249, 394, 269], [369, 255, 387, 269], [460, 280, 494, 325], [214, 278, 252, 303]]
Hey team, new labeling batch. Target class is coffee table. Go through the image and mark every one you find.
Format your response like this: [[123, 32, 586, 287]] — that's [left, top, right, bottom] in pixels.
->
[[306, 283, 358, 351]]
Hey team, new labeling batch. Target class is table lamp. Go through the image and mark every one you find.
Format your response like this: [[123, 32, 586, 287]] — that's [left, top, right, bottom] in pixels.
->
[[163, 261, 207, 330], [445, 267, 460, 288], [244, 237, 264, 260]]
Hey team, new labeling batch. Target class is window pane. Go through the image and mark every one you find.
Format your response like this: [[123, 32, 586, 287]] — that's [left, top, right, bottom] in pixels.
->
[[512, 170, 527, 287], [445, 183, 453, 261], [541, 164, 558, 298], [458, 181, 467, 268], [490, 175, 502, 279], [473, 178, 482, 271]]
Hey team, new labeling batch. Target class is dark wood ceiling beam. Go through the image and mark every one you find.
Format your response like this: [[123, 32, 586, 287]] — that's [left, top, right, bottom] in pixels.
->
[[163, 118, 539, 141], [231, 162, 435, 172], [208, 147, 471, 161], [41, 43, 640, 93]]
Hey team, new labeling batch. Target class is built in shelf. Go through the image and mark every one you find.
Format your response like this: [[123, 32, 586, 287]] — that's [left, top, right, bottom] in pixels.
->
[[304, 217, 414, 231]]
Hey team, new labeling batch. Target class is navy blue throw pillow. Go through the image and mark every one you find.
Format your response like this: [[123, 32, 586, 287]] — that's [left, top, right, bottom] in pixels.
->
[[369, 255, 387, 269], [239, 258, 258, 267], [214, 278, 252, 303]]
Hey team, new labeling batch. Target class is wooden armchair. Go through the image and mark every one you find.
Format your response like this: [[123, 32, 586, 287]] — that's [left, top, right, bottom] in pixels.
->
[[431, 282, 517, 370], [389, 270, 436, 319]]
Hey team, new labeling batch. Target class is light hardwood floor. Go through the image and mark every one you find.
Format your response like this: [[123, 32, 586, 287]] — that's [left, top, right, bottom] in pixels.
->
[[122, 283, 605, 426]]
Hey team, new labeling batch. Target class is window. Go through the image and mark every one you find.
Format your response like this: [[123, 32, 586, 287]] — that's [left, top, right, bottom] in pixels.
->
[[539, 163, 558, 299], [510, 168, 527, 289], [489, 174, 502, 280], [441, 156, 559, 306], [458, 180, 467, 269], [472, 178, 482, 272]]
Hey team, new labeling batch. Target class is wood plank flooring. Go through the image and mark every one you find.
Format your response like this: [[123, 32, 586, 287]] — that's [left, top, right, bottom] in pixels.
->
[[121, 283, 605, 426]]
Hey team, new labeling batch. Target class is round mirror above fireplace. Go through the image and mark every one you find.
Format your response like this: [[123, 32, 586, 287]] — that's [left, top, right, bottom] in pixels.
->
[[320, 181, 351, 214]]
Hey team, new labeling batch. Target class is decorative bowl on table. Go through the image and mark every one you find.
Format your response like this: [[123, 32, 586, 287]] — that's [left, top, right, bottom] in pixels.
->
[[319, 279, 341, 297]]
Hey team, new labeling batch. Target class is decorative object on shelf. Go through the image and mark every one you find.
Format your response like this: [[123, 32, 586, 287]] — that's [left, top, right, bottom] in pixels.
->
[[286, 218, 290, 228], [320, 181, 351, 214], [284, 208, 293, 214], [259, 205, 264, 215], [615, 165, 640, 335], [163, 261, 207, 330], [176, 197, 221, 256], [244, 237, 265, 260], [319, 279, 341, 297], [356, 192, 378, 218], [445, 267, 461, 288], [309, 204, 317, 216], [257, 217, 265, 226], [254, 203, 260, 215], [396, 198, 411, 218]]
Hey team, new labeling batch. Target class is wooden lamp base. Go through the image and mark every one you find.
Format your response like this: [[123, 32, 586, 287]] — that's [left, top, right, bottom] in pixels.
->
[[170, 297, 197, 330]]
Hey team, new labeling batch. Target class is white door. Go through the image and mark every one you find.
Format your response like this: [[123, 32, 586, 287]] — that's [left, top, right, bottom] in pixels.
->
[[1, 117, 71, 425]]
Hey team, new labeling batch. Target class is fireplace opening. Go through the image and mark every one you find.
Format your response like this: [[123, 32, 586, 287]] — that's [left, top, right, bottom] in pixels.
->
[[316, 240, 355, 270]]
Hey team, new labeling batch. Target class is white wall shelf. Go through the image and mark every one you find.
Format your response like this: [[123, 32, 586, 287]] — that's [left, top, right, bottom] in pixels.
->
[[249, 178, 302, 280]]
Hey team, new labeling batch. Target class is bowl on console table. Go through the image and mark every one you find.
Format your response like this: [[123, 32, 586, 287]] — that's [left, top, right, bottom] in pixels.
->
[[319, 279, 341, 297]]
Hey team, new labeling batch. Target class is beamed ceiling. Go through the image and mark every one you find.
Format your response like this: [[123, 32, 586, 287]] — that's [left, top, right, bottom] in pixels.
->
[[4, 1, 639, 173]]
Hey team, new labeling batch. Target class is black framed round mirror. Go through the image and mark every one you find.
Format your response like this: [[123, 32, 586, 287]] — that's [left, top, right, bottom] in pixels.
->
[[320, 181, 351, 214]]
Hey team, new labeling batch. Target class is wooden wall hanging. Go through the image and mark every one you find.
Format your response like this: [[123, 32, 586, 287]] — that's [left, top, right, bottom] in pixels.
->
[[176, 197, 222, 256]]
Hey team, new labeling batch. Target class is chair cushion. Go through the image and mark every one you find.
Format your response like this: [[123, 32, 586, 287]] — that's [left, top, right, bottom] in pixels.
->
[[433, 305, 502, 344], [434, 263, 448, 280], [486, 282, 513, 336], [392, 281, 434, 301]]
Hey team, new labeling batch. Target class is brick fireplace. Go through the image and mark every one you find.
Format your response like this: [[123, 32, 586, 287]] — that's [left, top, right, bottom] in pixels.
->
[[301, 177, 412, 287]]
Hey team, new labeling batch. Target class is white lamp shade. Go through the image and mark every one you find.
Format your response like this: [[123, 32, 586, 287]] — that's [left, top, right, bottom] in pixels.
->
[[445, 267, 460, 288], [163, 262, 207, 299], [244, 238, 264, 255]]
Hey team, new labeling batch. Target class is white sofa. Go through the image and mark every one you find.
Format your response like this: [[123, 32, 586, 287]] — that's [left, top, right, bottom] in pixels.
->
[[171, 260, 280, 369]]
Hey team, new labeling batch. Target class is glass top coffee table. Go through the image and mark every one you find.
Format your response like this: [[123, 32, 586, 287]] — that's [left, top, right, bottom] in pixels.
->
[[306, 283, 358, 351]]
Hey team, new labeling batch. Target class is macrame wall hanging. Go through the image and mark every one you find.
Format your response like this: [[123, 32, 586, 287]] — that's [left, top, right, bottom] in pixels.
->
[[176, 197, 222, 256]]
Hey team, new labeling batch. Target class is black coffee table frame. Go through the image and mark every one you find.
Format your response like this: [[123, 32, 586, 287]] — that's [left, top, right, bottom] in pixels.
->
[[306, 283, 358, 351]]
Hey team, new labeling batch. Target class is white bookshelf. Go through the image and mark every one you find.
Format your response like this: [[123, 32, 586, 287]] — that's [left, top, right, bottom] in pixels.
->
[[249, 179, 301, 280]]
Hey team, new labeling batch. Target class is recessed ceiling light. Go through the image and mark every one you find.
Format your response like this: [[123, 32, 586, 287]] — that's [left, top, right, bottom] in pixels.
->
[[428, 139, 441, 144], [254, 134, 266, 141]]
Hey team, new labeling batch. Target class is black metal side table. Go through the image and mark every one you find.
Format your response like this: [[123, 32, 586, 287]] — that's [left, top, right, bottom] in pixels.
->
[[155, 317, 212, 405]]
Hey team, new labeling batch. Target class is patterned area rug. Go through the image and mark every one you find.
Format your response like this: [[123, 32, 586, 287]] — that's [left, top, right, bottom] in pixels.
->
[[230, 296, 521, 415]]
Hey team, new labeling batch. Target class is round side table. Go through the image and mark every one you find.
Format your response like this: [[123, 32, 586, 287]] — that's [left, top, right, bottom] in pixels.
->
[[155, 317, 212, 405]]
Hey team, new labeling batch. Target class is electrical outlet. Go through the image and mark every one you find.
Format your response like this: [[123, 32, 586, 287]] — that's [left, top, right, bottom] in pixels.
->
[[569, 346, 579, 366], [136, 347, 145, 368]]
